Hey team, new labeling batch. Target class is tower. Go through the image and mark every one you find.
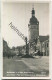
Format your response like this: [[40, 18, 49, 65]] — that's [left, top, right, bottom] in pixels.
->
[[28, 7, 39, 43]]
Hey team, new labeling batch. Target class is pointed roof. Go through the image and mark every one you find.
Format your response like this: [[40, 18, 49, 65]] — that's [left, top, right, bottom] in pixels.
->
[[39, 35, 49, 42], [29, 7, 39, 25]]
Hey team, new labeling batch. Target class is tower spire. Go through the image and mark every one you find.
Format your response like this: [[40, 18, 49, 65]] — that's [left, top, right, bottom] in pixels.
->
[[32, 4, 34, 10], [32, 4, 35, 17]]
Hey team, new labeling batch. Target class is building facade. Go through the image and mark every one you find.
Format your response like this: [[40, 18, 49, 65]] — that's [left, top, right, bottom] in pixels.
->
[[28, 8, 49, 56]]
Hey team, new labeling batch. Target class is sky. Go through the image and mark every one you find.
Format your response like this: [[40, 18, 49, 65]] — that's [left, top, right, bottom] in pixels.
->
[[2, 2, 49, 48]]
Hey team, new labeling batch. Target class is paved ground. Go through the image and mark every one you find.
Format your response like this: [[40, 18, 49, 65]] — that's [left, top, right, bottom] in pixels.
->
[[3, 56, 49, 77], [22, 56, 49, 76]]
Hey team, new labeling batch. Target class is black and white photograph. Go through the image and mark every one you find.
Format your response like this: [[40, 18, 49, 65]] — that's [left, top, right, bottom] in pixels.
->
[[2, 2, 49, 77]]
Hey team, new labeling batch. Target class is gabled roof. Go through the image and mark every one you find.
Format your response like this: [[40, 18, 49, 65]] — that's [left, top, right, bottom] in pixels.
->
[[3, 39, 7, 45], [39, 35, 49, 42]]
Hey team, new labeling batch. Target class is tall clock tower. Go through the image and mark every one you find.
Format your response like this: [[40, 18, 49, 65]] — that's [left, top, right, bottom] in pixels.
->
[[28, 7, 39, 43]]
